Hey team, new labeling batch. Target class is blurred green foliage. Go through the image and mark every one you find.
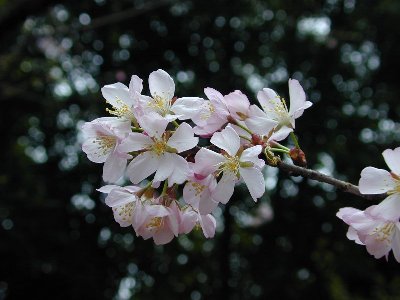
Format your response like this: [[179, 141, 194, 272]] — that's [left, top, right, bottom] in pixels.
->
[[1, 0, 400, 299]]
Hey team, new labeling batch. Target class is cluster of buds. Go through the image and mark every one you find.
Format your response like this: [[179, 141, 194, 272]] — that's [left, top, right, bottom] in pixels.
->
[[81, 69, 311, 245]]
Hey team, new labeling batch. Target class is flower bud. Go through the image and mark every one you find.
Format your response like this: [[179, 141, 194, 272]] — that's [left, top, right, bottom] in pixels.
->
[[289, 148, 307, 167]]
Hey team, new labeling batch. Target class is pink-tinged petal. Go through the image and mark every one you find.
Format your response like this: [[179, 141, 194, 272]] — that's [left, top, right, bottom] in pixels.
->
[[288, 79, 310, 118], [171, 97, 205, 120], [199, 214, 217, 238], [382, 147, 400, 175], [105, 188, 137, 207], [359, 167, 396, 194], [199, 197, 219, 215], [224, 90, 250, 120], [153, 226, 175, 245], [97, 185, 119, 193], [138, 112, 169, 138], [193, 148, 225, 176], [240, 145, 264, 168], [270, 126, 293, 141], [368, 194, 400, 221], [129, 75, 143, 96], [82, 137, 113, 163], [336, 207, 362, 223], [180, 210, 197, 234], [126, 152, 160, 184], [168, 154, 190, 186], [149, 69, 175, 100], [154, 153, 174, 183], [364, 229, 392, 259], [193, 117, 227, 136], [211, 125, 240, 156], [213, 172, 237, 204], [167, 202, 181, 236], [257, 88, 279, 113], [124, 185, 142, 193], [167, 122, 198, 153], [103, 152, 127, 183], [392, 225, 400, 263], [240, 167, 265, 201], [119, 132, 153, 152], [204, 87, 224, 104], [245, 105, 277, 135], [101, 82, 130, 108], [346, 227, 364, 245]]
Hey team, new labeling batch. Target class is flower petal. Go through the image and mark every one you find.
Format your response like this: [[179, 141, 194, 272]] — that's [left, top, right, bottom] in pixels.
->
[[382, 147, 400, 175], [245, 105, 277, 135], [193, 148, 225, 176], [224, 90, 250, 120], [210, 125, 240, 156], [288, 78, 311, 118], [168, 154, 190, 186], [138, 111, 169, 138], [199, 214, 217, 238], [126, 152, 160, 184], [103, 152, 127, 183], [149, 69, 175, 100], [213, 172, 236, 204], [240, 145, 264, 168], [119, 133, 153, 152], [368, 194, 400, 221], [101, 82, 131, 108], [82, 137, 113, 163], [105, 187, 137, 207], [129, 75, 143, 96], [240, 167, 265, 201], [153, 153, 174, 183], [359, 167, 396, 194], [171, 97, 205, 120], [167, 122, 198, 153]]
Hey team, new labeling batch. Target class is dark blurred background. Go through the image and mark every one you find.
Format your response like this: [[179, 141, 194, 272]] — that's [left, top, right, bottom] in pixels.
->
[[1, 0, 400, 299]]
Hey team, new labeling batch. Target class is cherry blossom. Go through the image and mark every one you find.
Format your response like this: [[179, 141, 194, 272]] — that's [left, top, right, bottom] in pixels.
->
[[249, 79, 312, 140], [97, 185, 141, 227], [81, 117, 131, 183], [120, 113, 198, 186], [194, 125, 265, 203], [180, 206, 217, 238], [337, 206, 400, 262], [359, 147, 400, 220]]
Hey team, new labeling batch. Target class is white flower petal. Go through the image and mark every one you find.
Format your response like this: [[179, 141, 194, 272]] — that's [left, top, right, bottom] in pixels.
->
[[240, 167, 265, 201], [167, 122, 198, 153], [138, 112, 169, 138], [199, 214, 217, 238], [129, 75, 143, 96], [97, 185, 120, 193], [257, 88, 279, 114], [213, 172, 237, 204], [171, 97, 205, 120], [149, 69, 175, 100], [368, 194, 400, 221], [382, 147, 400, 175], [245, 105, 277, 135], [193, 148, 225, 176], [101, 82, 131, 108], [288, 78, 308, 118], [240, 145, 263, 166], [82, 137, 113, 163], [103, 152, 127, 183], [105, 187, 137, 207], [154, 153, 174, 183], [359, 167, 396, 194], [168, 154, 190, 186], [270, 126, 293, 141], [392, 225, 400, 263], [126, 152, 160, 184], [119, 133, 153, 152], [210, 125, 240, 156]]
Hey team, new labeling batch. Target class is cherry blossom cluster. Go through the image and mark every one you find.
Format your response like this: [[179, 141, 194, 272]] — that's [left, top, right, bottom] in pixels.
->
[[81, 69, 311, 245], [337, 147, 400, 262]]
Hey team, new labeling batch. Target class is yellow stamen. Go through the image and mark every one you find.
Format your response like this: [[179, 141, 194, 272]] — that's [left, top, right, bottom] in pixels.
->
[[373, 222, 395, 244]]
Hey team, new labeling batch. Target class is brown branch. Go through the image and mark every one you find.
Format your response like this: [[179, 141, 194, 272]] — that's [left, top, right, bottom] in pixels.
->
[[274, 160, 387, 201]]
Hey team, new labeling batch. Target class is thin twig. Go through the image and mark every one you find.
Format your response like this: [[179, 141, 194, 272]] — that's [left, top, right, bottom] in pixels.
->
[[274, 160, 387, 201]]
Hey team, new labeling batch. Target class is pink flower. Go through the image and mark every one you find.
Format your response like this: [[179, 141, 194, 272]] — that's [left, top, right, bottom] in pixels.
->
[[359, 147, 400, 220], [247, 79, 312, 140], [193, 125, 265, 203], [81, 117, 131, 183], [119, 114, 198, 186], [337, 206, 400, 262], [224, 90, 251, 121], [101, 75, 143, 122], [134, 200, 180, 245], [97, 185, 141, 227], [180, 207, 217, 238], [183, 173, 219, 215]]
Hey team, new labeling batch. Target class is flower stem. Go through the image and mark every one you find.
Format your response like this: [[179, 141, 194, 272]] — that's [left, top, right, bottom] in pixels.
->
[[172, 120, 180, 128], [234, 122, 253, 135], [290, 132, 300, 149], [270, 148, 290, 154], [239, 135, 252, 142]]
